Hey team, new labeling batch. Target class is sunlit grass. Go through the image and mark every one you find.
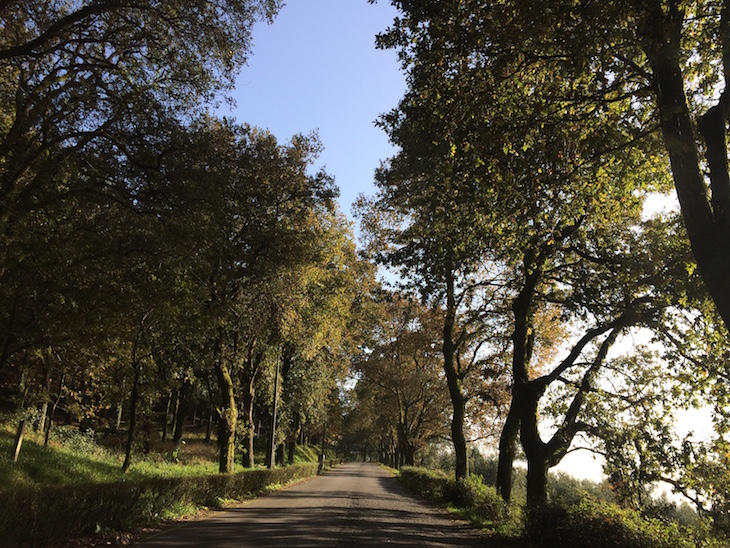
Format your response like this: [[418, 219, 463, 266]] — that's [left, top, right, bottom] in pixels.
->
[[0, 422, 322, 491]]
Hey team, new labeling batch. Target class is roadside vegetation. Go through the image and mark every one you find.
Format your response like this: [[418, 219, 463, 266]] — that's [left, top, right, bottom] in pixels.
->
[[5, 1, 730, 546], [0, 419, 334, 546], [394, 453, 727, 548]]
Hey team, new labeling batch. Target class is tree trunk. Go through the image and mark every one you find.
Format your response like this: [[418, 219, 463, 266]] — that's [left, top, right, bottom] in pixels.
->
[[114, 379, 125, 432], [173, 381, 192, 444], [443, 267, 468, 480], [37, 402, 47, 435], [287, 412, 301, 465], [122, 364, 140, 473], [44, 371, 65, 447], [266, 356, 280, 469], [242, 377, 256, 468], [526, 454, 549, 509], [214, 357, 237, 474], [496, 399, 521, 502], [497, 254, 541, 500], [161, 391, 172, 441], [637, 6, 730, 330], [206, 406, 214, 443]]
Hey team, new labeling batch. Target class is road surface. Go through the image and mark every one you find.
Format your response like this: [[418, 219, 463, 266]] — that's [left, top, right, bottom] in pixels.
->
[[137, 462, 489, 547]]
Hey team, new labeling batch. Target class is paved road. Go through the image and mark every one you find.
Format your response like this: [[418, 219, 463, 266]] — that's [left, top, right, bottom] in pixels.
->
[[137, 462, 489, 547]]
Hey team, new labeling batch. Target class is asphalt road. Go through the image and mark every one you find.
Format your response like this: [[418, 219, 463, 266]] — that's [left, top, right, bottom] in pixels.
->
[[136, 462, 489, 547]]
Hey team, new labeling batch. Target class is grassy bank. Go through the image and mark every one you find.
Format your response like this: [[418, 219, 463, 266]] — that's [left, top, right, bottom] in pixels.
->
[[0, 424, 328, 547]]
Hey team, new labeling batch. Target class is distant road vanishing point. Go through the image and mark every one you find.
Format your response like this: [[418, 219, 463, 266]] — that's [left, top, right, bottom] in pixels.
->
[[137, 462, 490, 547]]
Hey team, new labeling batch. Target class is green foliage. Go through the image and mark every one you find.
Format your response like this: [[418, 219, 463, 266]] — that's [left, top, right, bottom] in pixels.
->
[[0, 463, 319, 546], [526, 497, 725, 548], [398, 467, 506, 524]]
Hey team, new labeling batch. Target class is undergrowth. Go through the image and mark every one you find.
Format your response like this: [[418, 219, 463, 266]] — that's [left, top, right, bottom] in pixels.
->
[[395, 467, 729, 548], [0, 421, 327, 547]]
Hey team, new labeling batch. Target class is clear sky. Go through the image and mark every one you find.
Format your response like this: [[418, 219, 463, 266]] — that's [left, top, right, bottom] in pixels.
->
[[220, 0, 406, 221]]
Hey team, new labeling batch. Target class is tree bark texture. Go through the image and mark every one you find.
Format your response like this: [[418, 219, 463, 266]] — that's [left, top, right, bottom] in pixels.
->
[[637, 3, 730, 329], [443, 267, 468, 480]]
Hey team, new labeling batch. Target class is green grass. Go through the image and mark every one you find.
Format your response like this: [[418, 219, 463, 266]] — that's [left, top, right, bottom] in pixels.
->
[[0, 423, 325, 491], [0, 422, 327, 546]]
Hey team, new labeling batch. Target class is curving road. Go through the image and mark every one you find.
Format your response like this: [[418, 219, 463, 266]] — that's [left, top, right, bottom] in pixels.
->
[[137, 462, 490, 547]]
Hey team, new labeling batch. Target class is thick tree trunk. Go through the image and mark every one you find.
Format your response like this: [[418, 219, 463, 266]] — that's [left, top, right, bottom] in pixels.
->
[[496, 399, 520, 502], [450, 394, 468, 478], [287, 412, 301, 465], [637, 6, 730, 330], [526, 455, 549, 509], [498, 254, 541, 501], [214, 358, 237, 474]]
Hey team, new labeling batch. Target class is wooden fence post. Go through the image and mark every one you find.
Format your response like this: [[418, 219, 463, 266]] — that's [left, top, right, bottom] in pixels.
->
[[12, 419, 26, 464]]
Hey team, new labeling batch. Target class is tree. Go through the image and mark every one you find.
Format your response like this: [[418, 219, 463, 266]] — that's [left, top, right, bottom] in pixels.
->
[[0, 0, 281, 408], [159, 119, 338, 472], [375, 0, 730, 332], [276, 211, 372, 465], [373, 1, 700, 507], [352, 293, 450, 467]]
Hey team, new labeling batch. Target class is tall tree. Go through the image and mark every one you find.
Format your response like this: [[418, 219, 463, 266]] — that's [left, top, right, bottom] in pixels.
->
[[161, 119, 338, 472], [0, 0, 281, 401], [353, 294, 450, 467], [375, 0, 730, 331]]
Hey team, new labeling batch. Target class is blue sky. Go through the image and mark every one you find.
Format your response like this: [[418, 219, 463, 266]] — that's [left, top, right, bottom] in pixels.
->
[[221, 0, 406, 221]]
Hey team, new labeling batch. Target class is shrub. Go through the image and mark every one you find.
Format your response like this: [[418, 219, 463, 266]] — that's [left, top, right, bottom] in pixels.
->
[[398, 467, 450, 501], [0, 463, 319, 547], [453, 475, 505, 523], [526, 497, 725, 548], [398, 467, 505, 523]]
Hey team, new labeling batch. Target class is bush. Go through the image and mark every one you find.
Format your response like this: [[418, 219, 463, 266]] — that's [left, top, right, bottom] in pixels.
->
[[0, 463, 319, 547], [398, 467, 450, 501], [527, 497, 725, 548], [398, 467, 505, 523]]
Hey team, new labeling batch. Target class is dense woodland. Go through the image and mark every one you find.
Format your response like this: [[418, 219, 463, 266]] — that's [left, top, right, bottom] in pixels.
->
[[3, 0, 730, 544]]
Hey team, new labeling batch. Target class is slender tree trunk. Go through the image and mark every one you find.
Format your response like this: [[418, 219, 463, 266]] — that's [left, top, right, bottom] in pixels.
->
[[12, 420, 25, 464], [161, 391, 172, 441], [37, 401, 48, 435], [114, 379, 126, 432], [173, 381, 191, 444], [267, 356, 280, 469], [121, 364, 140, 473], [319, 420, 327, 471], [122, 311, 152, 473], [44, 371, 65, 447], [206, 406, 213, 443], [36, 373, 51, 434], [497, 399, 520, 502], [443, 267, 468, 479], [242, 376, 256, 468]]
